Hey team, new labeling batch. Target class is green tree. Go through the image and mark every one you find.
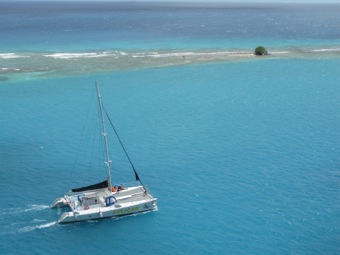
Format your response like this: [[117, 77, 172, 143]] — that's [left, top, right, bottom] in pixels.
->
[[254, 46, 268, 56]]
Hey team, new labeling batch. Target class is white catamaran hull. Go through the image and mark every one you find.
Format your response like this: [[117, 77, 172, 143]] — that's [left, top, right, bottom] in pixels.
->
[[52, 185, 157, 223], [58, 199, 156, 223]]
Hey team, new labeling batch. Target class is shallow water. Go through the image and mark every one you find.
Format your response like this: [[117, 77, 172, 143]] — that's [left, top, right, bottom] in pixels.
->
[[1, 47, 340, 82]]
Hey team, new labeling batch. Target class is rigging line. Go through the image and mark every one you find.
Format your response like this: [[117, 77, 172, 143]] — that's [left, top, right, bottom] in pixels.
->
[[104, 108, 145, 188], [96, 102, 106, 180], [71, 89, 96, 180]]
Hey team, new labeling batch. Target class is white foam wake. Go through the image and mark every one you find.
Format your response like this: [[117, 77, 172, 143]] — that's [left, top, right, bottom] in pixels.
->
[[0, 205, 50, 216], [18, 221, 57, 233]]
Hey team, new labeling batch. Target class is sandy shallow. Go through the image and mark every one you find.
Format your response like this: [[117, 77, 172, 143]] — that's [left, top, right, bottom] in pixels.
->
[[0, 47, 340, 81]]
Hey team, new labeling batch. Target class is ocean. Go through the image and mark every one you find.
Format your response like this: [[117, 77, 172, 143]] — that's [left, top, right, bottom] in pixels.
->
[[0, 2, 339, 255]]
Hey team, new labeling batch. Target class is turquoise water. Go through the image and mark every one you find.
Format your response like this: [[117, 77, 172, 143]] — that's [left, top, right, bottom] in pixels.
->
[[0, 2, 339, 255]]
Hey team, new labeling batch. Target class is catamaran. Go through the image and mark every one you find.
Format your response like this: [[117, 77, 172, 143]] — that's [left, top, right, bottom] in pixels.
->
[[51, 83, 157, 223]]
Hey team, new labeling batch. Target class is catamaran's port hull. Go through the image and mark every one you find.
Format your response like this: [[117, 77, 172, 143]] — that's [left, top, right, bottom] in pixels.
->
[[58, 199, 157, 223], [52, 185, 157, 223]]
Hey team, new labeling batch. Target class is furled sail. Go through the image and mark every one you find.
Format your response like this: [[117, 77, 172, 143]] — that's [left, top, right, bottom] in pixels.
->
[[71, 180, 108, 192]]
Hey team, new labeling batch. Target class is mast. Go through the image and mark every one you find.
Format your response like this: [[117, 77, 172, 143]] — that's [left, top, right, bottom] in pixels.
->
[[95, 82, 112, 192]]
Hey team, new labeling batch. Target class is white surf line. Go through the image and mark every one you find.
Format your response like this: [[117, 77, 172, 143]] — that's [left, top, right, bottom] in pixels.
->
[[0, 67, 21, 72], [0, 53, 29, 59], [43, 52, 118, 59], [147, 51, 253, 58], [271, 51, 290, 54], [311, 48, 340, 52]]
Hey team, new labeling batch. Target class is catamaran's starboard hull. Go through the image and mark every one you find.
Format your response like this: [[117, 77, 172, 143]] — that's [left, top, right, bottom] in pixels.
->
[[58, 199, 157, 223]]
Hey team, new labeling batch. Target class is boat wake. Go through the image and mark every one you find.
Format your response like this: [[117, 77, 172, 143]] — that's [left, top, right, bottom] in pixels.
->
[[0, 204, 50, 216], [1, 219, 58, 235], [0, 205, 57, 235], [18, 221, 57, 233]]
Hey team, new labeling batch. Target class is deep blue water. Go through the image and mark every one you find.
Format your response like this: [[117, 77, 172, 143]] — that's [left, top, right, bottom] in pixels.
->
[[0, 2, 339, 255], [1, 1, 340, 51]]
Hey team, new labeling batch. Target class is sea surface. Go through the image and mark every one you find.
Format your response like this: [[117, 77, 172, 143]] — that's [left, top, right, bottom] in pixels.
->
[[0, 2, 339, 255]]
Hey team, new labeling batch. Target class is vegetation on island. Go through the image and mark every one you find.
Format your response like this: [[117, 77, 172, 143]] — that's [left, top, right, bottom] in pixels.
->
[[254, 46, 268, 56]]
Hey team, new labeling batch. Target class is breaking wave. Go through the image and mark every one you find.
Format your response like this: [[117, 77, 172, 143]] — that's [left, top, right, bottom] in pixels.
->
[[44, 52, 111, 59], [0, 53, 29, 59], [43, 51, 128, 59]]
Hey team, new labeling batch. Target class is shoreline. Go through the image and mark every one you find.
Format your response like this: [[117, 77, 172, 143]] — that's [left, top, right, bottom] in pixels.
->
[[1, 46, 340, 82]]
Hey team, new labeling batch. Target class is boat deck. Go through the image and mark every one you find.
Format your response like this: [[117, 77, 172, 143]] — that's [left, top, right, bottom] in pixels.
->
[[66, 185, 150, 212]]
